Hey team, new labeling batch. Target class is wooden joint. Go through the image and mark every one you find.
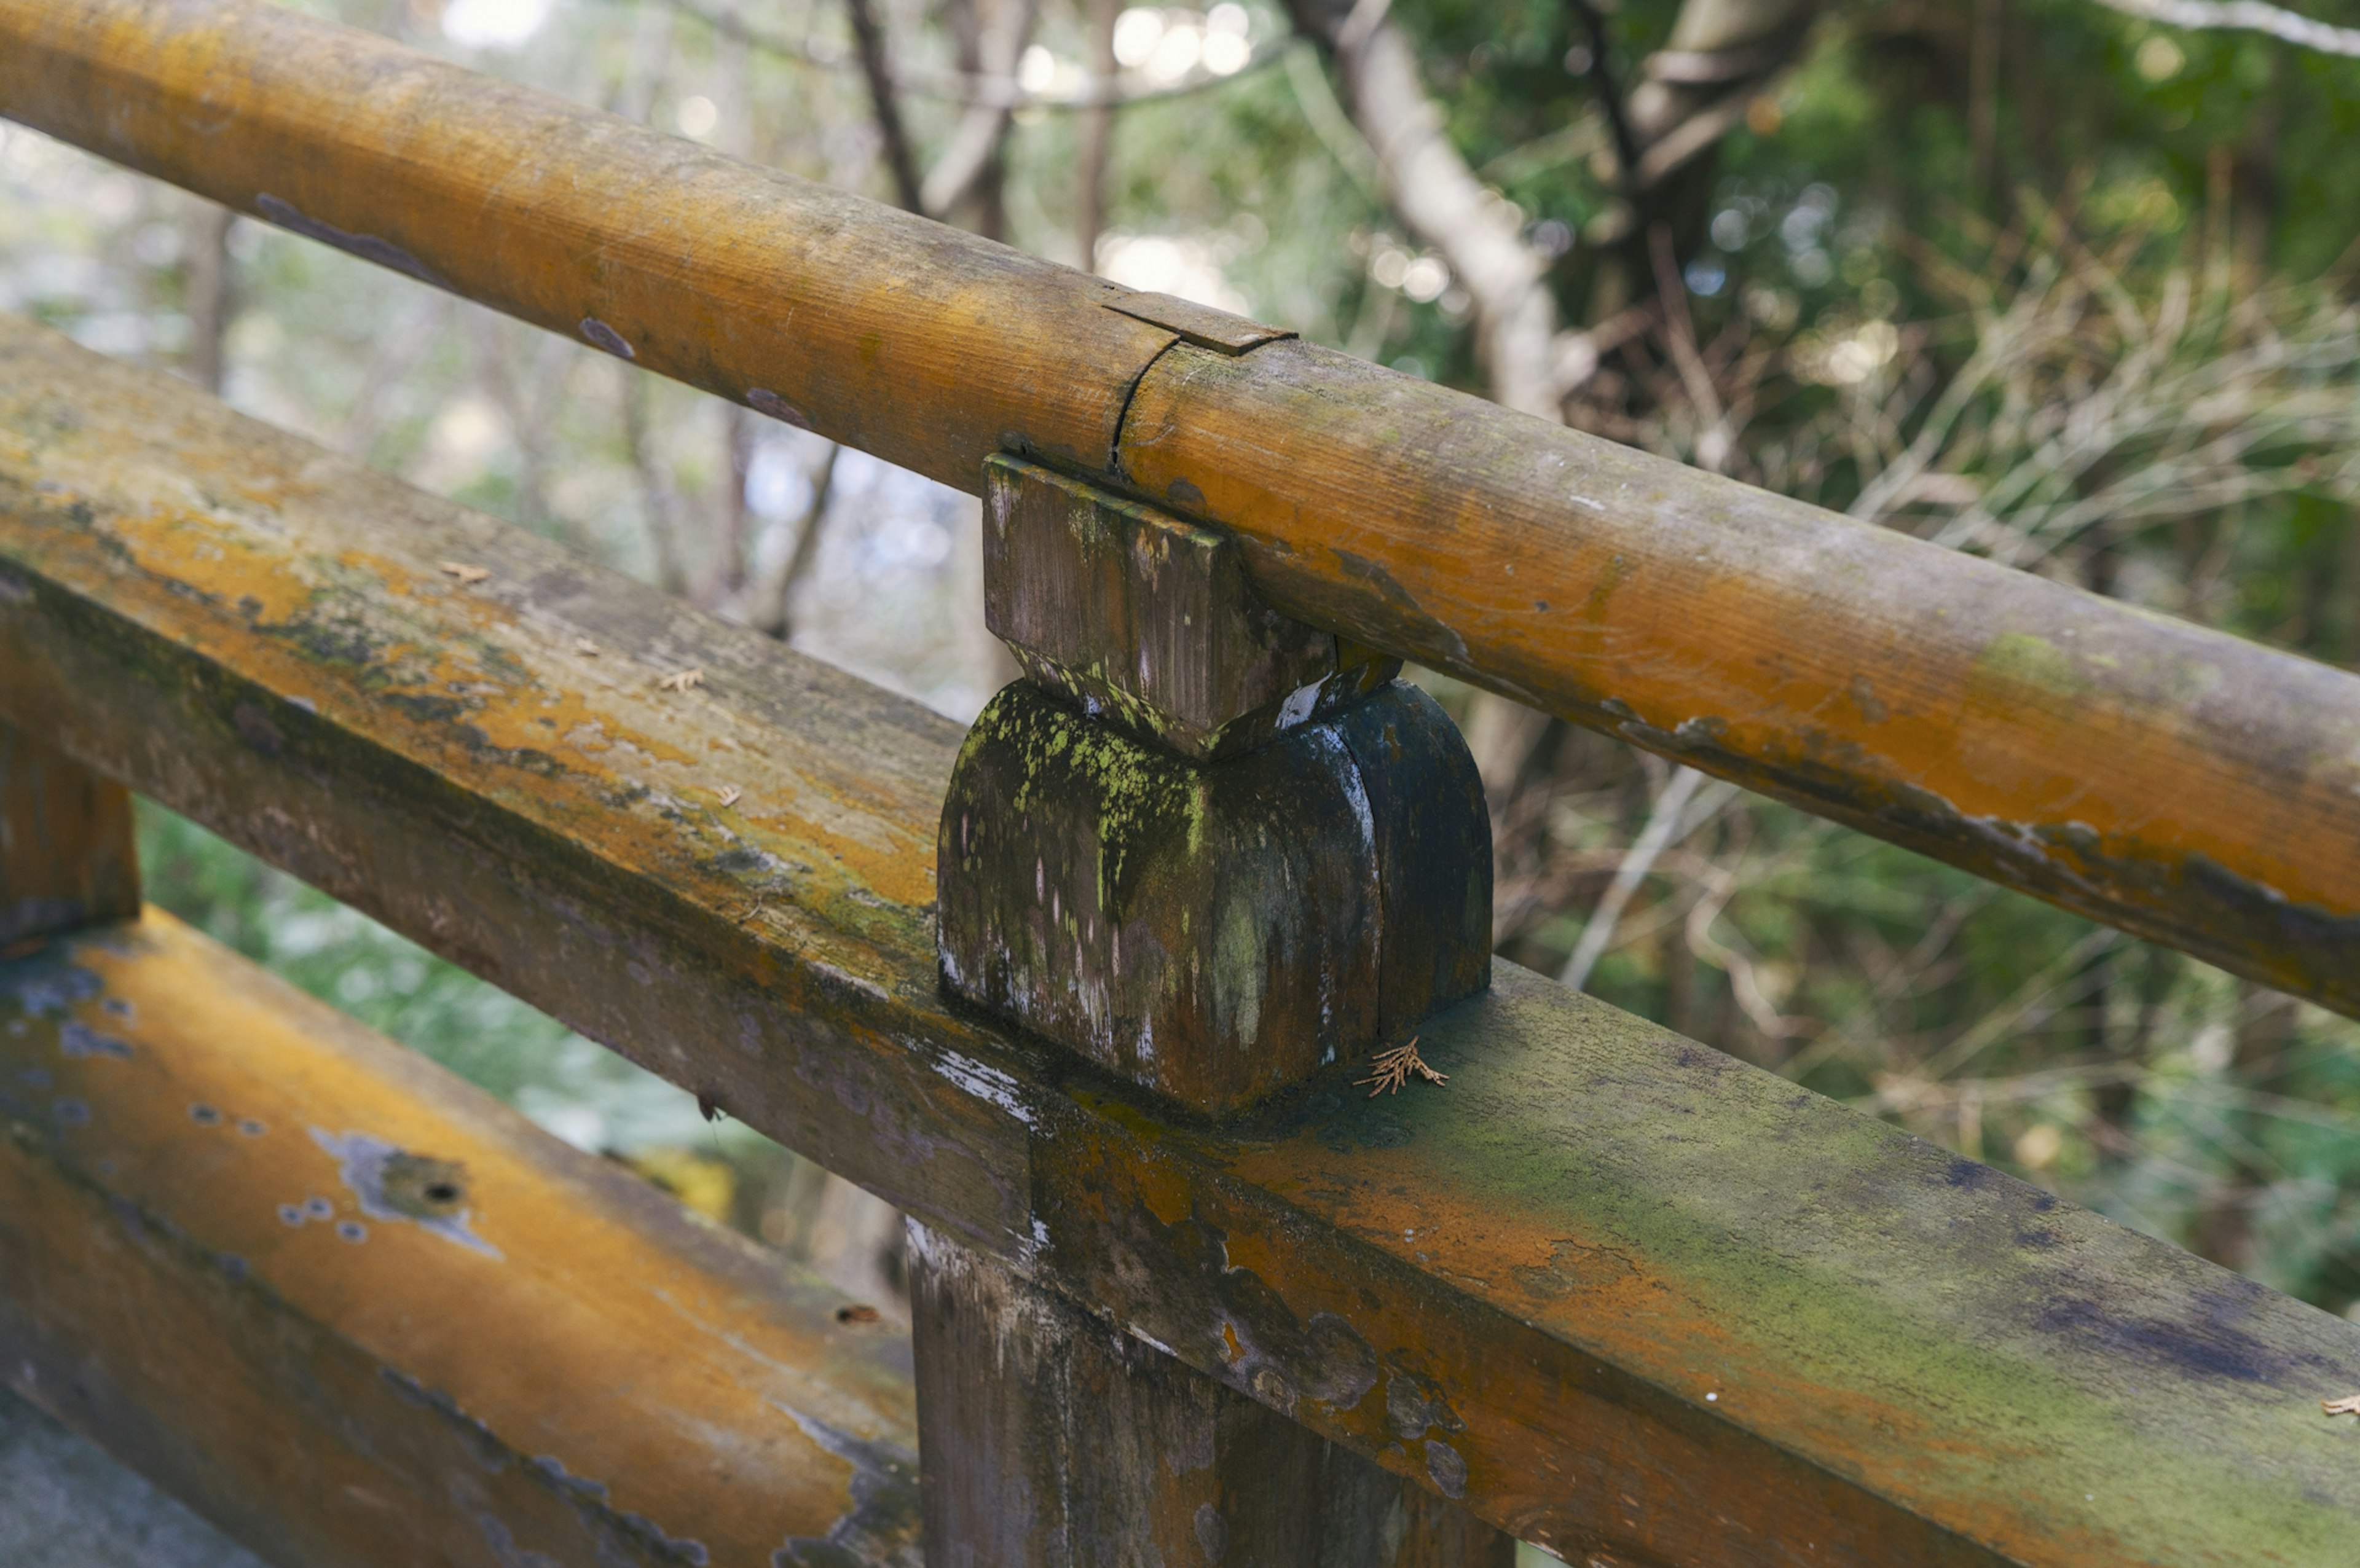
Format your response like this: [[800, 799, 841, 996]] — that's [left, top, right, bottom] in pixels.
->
[[1100, 291, 1297, 356], [938, 457, 1490, 1115]]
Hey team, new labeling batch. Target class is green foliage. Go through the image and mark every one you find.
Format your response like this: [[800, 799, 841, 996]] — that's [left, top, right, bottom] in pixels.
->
[[136, 801, 756, 1160]]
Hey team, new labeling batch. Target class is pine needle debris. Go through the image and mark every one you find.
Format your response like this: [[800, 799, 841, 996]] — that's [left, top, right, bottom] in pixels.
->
[[1355, 1037, 1446, 1097]]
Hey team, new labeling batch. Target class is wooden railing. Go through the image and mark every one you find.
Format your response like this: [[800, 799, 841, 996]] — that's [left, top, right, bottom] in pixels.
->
[[3, 1, 2359, 1563]]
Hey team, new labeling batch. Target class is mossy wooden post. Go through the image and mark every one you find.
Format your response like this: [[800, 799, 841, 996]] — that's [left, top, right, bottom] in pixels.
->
[[1, 718, 138, 952], [939, 455, 1491, 1114], [923, 457, 1502, 1562]]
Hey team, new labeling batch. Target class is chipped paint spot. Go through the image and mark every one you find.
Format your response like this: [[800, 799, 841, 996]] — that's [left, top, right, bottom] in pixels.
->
[[768, 1401, 921, 1568], [808, 960, 891, 1005], [1423, 1438, 1468, 1499], [254, 194, 444, 286], [579, 317, 635, 359], [2, 960, 103, 1017], [530, 1456, 712, 1564], [310, 1127, 502, 1258], [1193, 1501, 1227, 1562], [929, 1050, 1036, 1126], [1276, 679, 1321, 731], [746, 388, 813, 429], [58, 1020, 130, 1059]]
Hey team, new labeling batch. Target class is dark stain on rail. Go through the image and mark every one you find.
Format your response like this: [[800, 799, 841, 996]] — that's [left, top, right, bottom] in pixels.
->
[[254, 194, 445, 288]]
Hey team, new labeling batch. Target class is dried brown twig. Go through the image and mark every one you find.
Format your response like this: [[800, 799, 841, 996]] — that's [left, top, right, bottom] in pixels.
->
[[1355, 1037, 1446, 1096]]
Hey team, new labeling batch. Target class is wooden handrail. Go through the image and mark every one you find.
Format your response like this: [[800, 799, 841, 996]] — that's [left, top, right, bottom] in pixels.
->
[[4, 0, 2358, 1013], [6, 312, 2357, 1564]]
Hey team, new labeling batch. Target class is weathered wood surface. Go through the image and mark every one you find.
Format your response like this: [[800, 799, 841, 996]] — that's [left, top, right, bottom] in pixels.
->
[[7, 0, 2359, 1015], [908, 1221, 1514, 1566], [1331, 689, 1492, 1043], [938, 678, 1486, 1112], [1, 721, 139, 948], [0, 912, 921, 1567], [982, 455, 1394, 760], [940, 681, 1385, 1111], [953, 458, 1485, 1110], [9, 315, 2360, 1564]]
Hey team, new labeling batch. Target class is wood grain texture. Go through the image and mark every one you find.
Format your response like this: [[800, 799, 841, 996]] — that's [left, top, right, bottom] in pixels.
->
[[1, 719, 139, 947], [9, 315, 2360, 1565], [4, 0, 2353, 1013], [938, 680, 1383, 1111], [1331, 686, 1492, 1043], [983, 455, 1390, 761], [908, 1221, 1513, 1567], [0, 911, 921, 1567]]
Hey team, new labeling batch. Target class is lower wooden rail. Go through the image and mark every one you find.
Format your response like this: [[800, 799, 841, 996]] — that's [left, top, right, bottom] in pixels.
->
[[0, 904, 922, 1567], [7, 311, 2360, 1564]]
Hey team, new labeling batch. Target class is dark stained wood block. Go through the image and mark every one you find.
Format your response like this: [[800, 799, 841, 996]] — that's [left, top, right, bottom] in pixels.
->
[[1333, 684, 1492, 1041], [937, 681, 1488, 1115], [983, 455, 1398, 761], [938, 680, 1382, 1113], [1, 719, 140, 949], [908, 1220, 1516, 1568]]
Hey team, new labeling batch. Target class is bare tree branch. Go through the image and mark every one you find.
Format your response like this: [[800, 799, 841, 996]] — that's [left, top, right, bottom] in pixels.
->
[[844, 0, 926, 211], [1623, 0, 1819, 186], [667, 0, 1285, 111], [1565, 0, 1643, 191], [1292, 1, 1571, 414], [1076, 0, 1120, 269], [757, 444, 842, 641], [1558, 766, 1737, 989], [2087, 0, 2360, 56], [621, 369, 689, 597], [922, 0, 1040, 222], [182, 201, 235, 396]]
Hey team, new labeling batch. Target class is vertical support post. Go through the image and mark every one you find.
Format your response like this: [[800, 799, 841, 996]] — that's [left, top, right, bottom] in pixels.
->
[[910, 1222, 1511, 1568], [938, 456, 1490, 1115], [1, 719, 140, 952], [927, 455, 1508, 1562]]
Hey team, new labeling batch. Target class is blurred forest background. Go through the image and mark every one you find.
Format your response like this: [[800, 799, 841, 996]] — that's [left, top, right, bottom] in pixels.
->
[[7, 0, 2360, 1356]]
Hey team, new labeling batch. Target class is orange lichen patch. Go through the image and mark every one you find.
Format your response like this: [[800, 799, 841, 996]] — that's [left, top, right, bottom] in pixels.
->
[[2, 912, 918, 1561], [1, 377, 937, 920]]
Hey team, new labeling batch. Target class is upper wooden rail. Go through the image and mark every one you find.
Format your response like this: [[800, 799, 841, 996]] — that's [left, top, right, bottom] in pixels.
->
[[4, 0, 2359, 1013], [6, 312, 2358, 1565]]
